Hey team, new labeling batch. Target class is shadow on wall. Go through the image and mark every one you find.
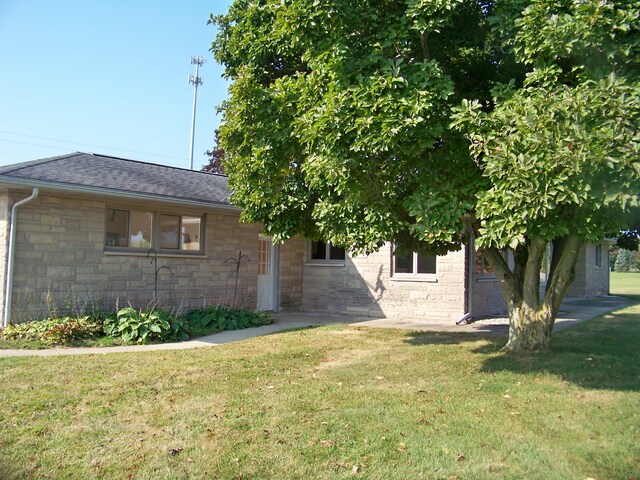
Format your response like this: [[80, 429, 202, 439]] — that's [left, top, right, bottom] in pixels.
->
[[301, 250, 468, 322], [301, 256, 386, 318]]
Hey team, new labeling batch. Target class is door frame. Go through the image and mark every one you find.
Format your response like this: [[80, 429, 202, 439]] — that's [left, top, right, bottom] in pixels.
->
[[257, 236, 279, 311]]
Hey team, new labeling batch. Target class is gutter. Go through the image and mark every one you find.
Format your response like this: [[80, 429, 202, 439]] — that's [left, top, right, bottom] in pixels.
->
[[0, 176, 242, 213], [3, 188, 39, 328]]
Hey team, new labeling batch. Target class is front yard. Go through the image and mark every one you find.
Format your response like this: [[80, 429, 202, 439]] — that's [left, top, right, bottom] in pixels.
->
[[0, 294, 638, 479]]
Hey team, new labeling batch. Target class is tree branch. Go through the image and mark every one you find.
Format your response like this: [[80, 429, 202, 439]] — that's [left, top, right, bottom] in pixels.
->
[[421, 31, 430, 61], [544, 236, 582, 315], [522, 237, 546, 308], [482, 246, 521, 311]]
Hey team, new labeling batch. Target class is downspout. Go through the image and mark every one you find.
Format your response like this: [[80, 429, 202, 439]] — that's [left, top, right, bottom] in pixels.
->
[[456, 229, 474, 325], [3, 188, 39, 328]]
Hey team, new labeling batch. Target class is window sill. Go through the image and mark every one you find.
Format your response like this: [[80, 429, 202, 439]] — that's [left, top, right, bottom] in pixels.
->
[[305, 261, 346, 267], [475, 275, 499, 282], [104, 250, 207, 259], [391, 275, 438, 283]]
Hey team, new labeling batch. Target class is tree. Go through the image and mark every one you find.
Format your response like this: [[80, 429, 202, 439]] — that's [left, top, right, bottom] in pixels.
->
[[614, 249, 637, 272], [616, 207, 640, 251], [210, 0, 640, 351], [202, 130, 226, 174]]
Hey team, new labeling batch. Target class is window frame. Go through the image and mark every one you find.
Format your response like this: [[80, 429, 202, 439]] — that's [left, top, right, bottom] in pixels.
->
[[474, 249, 511, 281], [594, 244, 602, 269], [104, 207, 205, 256], [391, 247, 438, 282], [306, 240, 346, 266]]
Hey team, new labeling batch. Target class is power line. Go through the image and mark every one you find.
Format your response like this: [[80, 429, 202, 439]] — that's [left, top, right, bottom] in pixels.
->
[[0, 130, 188, 162]]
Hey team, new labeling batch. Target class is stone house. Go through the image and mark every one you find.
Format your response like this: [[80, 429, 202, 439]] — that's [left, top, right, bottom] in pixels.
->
[[0, 153, 610, 326]]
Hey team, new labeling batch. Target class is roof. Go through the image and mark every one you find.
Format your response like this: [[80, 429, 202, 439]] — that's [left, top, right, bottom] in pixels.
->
[[0, 152, 234, 209]]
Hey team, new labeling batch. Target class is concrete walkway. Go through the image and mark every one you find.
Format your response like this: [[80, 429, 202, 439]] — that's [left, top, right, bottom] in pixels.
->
[[0, 295, 632, 357]]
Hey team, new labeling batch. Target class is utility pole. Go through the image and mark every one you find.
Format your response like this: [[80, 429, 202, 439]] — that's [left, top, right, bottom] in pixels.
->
[[188, 55, 205, 170]]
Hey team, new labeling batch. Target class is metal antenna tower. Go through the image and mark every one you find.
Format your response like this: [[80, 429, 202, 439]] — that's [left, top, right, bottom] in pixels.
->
[[188, 55, 205, 170]]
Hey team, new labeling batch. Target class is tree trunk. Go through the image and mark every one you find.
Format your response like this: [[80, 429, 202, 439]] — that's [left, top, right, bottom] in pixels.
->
[[504, 302, 554, 351], [482, 235, 582, 352]]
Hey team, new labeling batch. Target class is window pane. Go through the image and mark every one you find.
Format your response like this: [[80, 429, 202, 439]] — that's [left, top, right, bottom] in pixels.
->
[[311, 240, 327, 260], [160, 214, 180, 249], [395, 251, 413, 274], [106, 209, 129, 247], [417, 254, 436, 274], [475, 251, 493, 274], [181, 216, 201, 251], [129, 211, 153, 248], [329, 244, 345, 260]]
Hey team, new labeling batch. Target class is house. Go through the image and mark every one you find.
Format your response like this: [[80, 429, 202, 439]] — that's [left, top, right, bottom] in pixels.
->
[[0, 152, 610, 326]]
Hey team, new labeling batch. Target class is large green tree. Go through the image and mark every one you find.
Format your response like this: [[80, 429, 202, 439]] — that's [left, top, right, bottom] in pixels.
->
[[210, 0, 640, 351]]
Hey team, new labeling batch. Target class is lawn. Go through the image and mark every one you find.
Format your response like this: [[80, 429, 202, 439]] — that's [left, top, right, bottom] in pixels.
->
[[1, 304, 639, 479], [610, 271, 640, 297]]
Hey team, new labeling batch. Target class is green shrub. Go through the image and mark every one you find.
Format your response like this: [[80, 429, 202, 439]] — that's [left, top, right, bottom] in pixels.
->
[[1, 315, 103, 345], [103, 307, 189, 344], [184, 305, 272, 334]]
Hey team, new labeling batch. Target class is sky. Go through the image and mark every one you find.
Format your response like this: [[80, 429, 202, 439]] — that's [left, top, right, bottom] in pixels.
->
[[0, 0, 234, 169]]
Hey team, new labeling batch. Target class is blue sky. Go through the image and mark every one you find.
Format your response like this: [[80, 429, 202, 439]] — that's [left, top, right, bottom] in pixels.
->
[[0, 0, 233, 169]]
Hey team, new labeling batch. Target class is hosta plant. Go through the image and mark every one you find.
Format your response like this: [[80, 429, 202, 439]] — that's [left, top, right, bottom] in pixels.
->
[[103, 307, 189, 344]]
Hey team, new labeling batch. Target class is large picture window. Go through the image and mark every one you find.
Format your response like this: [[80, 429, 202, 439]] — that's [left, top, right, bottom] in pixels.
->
[[105, 208, 203, 254], [308, 240, 345, 264], [392, 248, 437, 278]]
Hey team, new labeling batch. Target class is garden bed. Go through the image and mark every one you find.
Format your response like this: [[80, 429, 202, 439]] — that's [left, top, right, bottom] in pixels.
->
[[0, 305, 272, 349]]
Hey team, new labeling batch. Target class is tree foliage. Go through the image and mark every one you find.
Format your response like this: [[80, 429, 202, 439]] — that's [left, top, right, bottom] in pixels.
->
[[211, 0, 640, 350]]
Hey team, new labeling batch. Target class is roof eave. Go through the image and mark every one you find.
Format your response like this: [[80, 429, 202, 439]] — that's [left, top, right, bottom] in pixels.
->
[[0, 176, 241, 212]]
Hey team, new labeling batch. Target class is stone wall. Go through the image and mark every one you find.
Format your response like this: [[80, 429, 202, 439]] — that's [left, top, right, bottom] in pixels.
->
[[472, 277, 507, 317], [5, 191, 303, 322], [301, 242, 467, 322], [277, 238, 305, 311], [566, 241, 610, 297], [2, 187, 610, 324]]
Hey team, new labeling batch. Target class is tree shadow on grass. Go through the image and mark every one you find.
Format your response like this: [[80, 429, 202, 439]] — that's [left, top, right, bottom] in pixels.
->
[[403, 329, 505, 352], [402, 309, 640, 392], [479, 312, 640, 392]]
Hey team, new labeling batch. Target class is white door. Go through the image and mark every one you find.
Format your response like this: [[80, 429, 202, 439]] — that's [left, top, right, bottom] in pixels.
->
[[257, 237, 276, 311]]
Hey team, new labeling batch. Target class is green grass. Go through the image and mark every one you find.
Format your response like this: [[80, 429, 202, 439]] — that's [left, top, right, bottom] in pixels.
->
[[1, 304, 639, 479], [611, 271, 640, 297]]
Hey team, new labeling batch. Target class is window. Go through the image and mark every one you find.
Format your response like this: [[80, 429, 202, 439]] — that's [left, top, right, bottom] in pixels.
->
[[308, 240, 345, 264], [392, 248, 437, 277], [106, 209, 153, 248], [105, 208, 203, 254], [595, 244, 602, 269], [475, 249, 511, 276], [475, 250, 493, 275]]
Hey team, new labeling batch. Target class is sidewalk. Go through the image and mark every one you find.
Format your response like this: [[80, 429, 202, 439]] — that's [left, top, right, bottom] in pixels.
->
[[0, 295, 632, 357]]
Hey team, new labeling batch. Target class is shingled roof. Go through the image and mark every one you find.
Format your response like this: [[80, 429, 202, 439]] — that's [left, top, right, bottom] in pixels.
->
[[0, 152, 234, 208]]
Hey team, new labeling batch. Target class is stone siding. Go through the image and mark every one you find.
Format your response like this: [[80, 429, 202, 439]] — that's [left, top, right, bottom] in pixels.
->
[[472, 277, 507, 317], [1, 187, 610, 324], [5, 191, 303, 322], [566, 241, 610, 297], [302, 243, 467, 322], [277, 238, 305, 311]]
